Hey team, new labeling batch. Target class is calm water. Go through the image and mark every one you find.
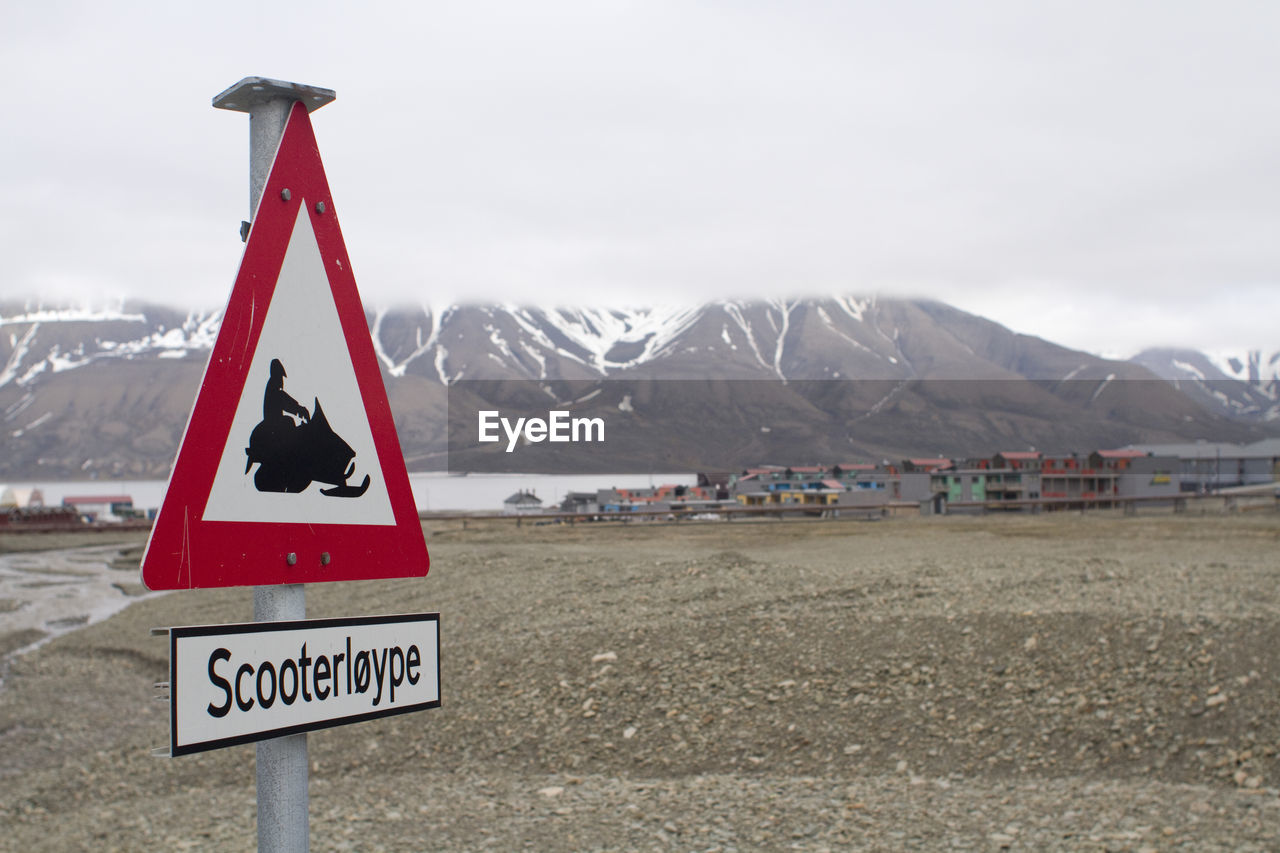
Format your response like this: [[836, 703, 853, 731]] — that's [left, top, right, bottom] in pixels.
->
[[12, 472, 696, 514]]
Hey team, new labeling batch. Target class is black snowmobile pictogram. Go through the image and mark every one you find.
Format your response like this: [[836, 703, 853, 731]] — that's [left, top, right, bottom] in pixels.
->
[[243, 358, 371, 498]]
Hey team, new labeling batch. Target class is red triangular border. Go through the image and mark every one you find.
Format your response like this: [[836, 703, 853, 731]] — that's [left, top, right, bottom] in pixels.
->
[[142, 102, 428, 590]]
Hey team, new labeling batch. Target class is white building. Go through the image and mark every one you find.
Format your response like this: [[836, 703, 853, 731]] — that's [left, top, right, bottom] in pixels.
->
[[502, 490, 543, 515]]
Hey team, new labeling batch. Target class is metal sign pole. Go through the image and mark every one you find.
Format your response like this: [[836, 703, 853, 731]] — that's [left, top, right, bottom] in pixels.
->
[[213, 76, 337, 853], [254, 583, 307, 853]]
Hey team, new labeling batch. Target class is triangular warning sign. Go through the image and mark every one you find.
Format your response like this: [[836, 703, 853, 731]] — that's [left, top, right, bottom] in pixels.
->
[[142, 101, 428, 590]]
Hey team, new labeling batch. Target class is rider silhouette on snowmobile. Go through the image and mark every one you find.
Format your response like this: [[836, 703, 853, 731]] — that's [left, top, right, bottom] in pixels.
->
[[264, 358, 309, 424]]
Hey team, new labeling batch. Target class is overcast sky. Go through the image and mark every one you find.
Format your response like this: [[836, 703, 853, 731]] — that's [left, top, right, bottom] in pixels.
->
[[3, 1, 1277, 359]]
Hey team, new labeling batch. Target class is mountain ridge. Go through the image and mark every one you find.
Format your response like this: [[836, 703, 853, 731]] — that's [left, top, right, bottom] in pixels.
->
[[2, 295, 1276, 479]]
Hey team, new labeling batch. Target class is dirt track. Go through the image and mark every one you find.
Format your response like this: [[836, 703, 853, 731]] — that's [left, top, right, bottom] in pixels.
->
[[2, 512, 1278, 851]]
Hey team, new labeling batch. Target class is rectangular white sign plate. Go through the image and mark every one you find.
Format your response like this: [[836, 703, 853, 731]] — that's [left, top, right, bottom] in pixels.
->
[[170, 613, 439, 756]]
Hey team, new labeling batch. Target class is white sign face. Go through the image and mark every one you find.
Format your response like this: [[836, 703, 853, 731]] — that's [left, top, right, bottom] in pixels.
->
[[170, 614, 439, 755], [202, 205, 396, 526]]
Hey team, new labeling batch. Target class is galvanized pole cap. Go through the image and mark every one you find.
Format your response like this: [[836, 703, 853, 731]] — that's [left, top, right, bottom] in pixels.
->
[[212, 76, 336, 112]]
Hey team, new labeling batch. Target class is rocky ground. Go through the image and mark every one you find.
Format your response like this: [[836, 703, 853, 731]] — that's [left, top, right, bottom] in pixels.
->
[[1, 511, 1278, 851]]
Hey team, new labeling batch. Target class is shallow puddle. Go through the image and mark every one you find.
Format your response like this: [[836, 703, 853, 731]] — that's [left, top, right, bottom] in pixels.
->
[[0, 545, 167, 673]]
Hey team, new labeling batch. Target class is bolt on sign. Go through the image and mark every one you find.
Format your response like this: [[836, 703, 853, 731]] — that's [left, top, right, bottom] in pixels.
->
[[140, 100, 428, 591]]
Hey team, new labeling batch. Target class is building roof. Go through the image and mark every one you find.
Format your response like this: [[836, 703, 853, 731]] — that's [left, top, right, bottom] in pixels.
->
[[996, 451, 1041, 460], [1125, 440, 1279, 460], [62, 495, 134, 505], [1244, 438, 1280, 456], [503, 491, 541, 505], [1095, 448, 1147, 459]]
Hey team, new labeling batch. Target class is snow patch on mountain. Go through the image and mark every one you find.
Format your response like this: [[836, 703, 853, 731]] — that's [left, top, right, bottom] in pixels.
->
[[1202, 348, 1280, 395], [11, 410, 52, 437], [1090, 374, 1116, 403], [0, 325, 39, 388], [94, 313, 220, 357], [769, 299, 795, 381], [815, 306, 875, 356], [834, 295, 871, 323], [1170, 359, 1204, 381], [491, 304, 708, 373], [371, 303, 455, 381], [435, 345, 459, 384], [1205, 350, 1249, 382], [721, 303, 773, 374], [50, 345, 94, 372], [504, 307, 590, 372], [1062, 364, 1088, 382], [0, 306, 148, 326], [520, 341, 548, 380]]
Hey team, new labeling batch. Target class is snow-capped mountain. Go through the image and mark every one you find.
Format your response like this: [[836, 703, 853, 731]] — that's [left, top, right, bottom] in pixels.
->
[[2, 296, 1275, 478], [373, 296, 1144, 384], [0, 303, 220, 385], [1130, 347, 1280, 423]]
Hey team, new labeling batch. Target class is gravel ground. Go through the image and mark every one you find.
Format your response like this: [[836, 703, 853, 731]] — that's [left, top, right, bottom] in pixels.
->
[[1, 511, 1278, 851]]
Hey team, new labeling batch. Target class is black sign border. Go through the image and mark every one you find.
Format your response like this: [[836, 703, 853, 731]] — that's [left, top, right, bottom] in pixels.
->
[[169, 613, 440, 756]]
